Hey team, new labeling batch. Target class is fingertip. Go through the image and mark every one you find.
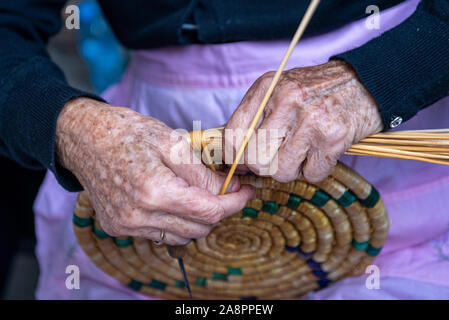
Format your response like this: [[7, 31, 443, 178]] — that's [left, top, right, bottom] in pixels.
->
[[303, 170, 327, 183], [229, 176, 241, 193], [217, 183, 255, 218], [235, 164, 249, 174], [303, 159, 334, 183], [239, 183, 256, 200]]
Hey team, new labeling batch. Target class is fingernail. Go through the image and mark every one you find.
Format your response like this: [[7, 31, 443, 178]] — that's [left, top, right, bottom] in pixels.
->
[[229, 177, 240, 193]]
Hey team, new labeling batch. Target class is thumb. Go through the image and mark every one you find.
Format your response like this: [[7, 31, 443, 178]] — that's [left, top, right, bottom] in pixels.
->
[[170, 162, 241, 195], [163, 127, 242, 194]]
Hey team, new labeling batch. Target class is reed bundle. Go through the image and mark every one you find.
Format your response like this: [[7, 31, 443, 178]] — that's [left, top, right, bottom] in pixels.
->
[[190, 127, 449, 167], [348, 129, 449, 165]]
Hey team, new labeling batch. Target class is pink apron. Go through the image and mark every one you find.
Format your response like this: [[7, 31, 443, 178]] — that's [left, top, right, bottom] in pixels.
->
[[34, 0, 449, 299]]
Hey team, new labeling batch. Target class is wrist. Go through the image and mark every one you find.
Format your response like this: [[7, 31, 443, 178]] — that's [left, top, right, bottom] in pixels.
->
[[337, 60, 384, 137], [55, 97, 106, 172]]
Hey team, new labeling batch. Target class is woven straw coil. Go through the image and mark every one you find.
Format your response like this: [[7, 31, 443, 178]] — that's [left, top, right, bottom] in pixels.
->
[[73, 129, 389, 299]]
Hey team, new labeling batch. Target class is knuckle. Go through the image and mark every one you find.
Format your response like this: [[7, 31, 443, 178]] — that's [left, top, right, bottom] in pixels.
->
[[109, 223, 126, 236], [115, 224, 128, 235], [183, 197, 203, 213], [190, 226, 212, 239], [197, 227, 212, 239], [133, 186, 159, 211], [273, 170, 297, 183], [133, 188, 147, 205], [100, 223, 119, 237], [116, 206, 139, 228], [184, 198, 223, 224], [147, 231, 160, 241], [254, 72, 276, 88], [321, 127, 341, 142], [205, 212, 223, 225], [179, 238, 191, 246], [122, 215, 140, 229], [100, 214, 121, 235], [137, 229, 158, 241], [262, 71, 276, 80], [192, 205, 223, 224], [166, 237, 190, 246], [303, 168, 326, 183]]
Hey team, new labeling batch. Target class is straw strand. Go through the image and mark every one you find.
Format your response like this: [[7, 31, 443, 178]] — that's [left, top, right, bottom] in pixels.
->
[[219, 0, 321, 195], [189, 127, 449, 167]]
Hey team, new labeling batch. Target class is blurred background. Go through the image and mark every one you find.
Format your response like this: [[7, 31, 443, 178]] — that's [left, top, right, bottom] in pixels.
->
[[0, 0, 128, 299]]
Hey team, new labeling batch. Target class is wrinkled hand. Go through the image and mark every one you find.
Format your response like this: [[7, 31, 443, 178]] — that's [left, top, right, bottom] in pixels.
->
[[225, 60, 383, 183], [56, 98, 254, 245]]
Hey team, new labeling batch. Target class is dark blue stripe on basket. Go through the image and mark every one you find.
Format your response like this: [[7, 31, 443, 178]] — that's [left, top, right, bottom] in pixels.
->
[[312, 269, 328, 279], [298, 248, 314, 260], [306, 259, 321, 270], [360, 187, 380, 208], [317, 278, 331, 289], [285, 245, 300, 252]]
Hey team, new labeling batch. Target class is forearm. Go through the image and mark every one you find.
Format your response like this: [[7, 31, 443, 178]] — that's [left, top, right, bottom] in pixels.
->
[[0, 1, 104, 191]]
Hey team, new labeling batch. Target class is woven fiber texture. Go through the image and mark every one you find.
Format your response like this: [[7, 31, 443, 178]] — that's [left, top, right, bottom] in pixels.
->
[[73, 159, 389, 299]]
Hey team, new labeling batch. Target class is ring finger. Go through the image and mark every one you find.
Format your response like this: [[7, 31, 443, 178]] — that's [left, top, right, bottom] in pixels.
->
[[126, 227, 191, 246]]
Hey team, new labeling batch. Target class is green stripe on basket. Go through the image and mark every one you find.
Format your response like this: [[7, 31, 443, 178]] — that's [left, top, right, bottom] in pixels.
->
[[352, 239, 370, 251], [366, 245, 383, 256], [93, 226, 109, 239], [242, 207, 259, 218], [213, 273, 228, 281], [286, 194, 302, 210], [262, 201, 279, 214], [195, 277, 207, 287], [337, 190, 357, 207], [73, 213, 93, 228], [114, 237, 133, 247], [310, 190, 330, 207], [127, 279, 142, 291], [174, 280, 185, 288], [227, 267, 242, 275], [360, 187, 380, 208], [147, 279, 166, 291]]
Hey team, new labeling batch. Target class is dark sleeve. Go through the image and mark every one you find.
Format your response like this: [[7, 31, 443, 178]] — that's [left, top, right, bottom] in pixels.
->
[[0, 0, 104, 191], [334, 0, 449, 129]]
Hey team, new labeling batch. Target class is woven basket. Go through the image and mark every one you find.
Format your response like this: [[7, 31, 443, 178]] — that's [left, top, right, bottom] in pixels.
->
[[73, 130, 389, 299]]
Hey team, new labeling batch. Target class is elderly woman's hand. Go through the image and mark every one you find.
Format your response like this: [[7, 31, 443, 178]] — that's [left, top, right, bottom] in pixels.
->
[[56, 98, 254, 245], [225, 60, 383, 183]]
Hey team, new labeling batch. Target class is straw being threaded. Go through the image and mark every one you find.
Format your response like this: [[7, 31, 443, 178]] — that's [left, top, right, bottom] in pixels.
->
[[188, 127, 449, 166], [348, 129, 449, 165]]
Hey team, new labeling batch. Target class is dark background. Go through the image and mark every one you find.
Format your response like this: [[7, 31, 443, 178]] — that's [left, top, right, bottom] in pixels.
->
[[0, 0, 95, 299]]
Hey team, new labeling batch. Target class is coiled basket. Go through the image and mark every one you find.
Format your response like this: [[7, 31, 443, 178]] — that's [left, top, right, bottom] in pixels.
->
[[73, 130, 389, 300]]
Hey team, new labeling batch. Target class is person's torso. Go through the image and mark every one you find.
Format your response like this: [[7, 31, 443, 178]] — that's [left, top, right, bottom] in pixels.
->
[[33, 0, 449, 299], [98, 0, 407, 49]]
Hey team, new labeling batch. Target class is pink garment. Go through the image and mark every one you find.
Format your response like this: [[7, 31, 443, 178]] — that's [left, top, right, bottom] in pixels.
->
[[34, 0, 449, 299]]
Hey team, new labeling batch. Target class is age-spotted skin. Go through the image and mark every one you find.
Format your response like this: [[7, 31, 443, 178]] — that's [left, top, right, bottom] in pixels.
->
[[225, 60, 383, 183], [56, 98, 255, 245]]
